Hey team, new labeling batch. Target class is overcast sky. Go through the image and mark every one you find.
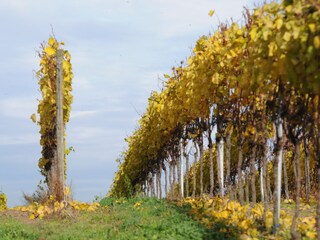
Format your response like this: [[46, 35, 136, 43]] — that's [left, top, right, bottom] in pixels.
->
[[0, 0, 260, 207]]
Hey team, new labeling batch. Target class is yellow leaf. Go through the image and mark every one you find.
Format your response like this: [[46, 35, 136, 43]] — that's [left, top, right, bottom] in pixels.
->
[[306, 231, 317, 239], [268, 42, 277, 57], [314, 36, 320, 49], [308, 24, 316, 33], [285, 5, 293, 13], [201, 218, 210, 226], [252, 207, 262, 218], [63, 61, 71, 73], [282, 216, 291, 226], [29, 213, 35, 220], [284, 198, 294, 204], [30, 113, 37, 123], [87, 205, 96, 212], [236, 29, 243, 36], [211, 73, 220, 84], [218, 210, 229, 219], [64, 51, 71, 60], [301, 216, 316, 225], [239, 234, 250, 240], [239, 219, 251, 230], [64, 186, 70, 196], [48, 37, 56, 46], [44, 46, 56, 56], [283, 32, 291, 42], [208, 10, 215, 17], [20, 206, 28, 212], [37, 205, 44, 213], [263, 30, 269, 40], [79, 203, 87, 210], [275, 18, 283, 30], [40, 58, 47, 65], [248, 228, 259, 237], [54, 201, 63, 212], [250, 28, 257, 41], [265, 211, 273, 229]]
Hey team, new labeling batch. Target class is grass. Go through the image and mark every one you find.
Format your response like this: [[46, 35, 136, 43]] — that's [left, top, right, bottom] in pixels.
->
[[0, 197, 213, 240], [1, 197, 315, 239]]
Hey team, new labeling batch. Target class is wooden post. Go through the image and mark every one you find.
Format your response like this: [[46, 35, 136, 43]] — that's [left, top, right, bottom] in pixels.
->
[[55, 49, 65, 202]]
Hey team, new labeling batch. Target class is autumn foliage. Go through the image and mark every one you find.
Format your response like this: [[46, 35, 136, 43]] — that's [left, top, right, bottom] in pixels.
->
[[110, 0, 320, 238], [32, 37, 74, 199]]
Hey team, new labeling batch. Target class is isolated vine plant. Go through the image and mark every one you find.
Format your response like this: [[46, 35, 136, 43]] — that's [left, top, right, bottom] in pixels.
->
[[34, 37, 73, 182]]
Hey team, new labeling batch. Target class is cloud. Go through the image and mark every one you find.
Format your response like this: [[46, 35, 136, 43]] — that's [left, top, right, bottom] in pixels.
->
[[0, 0, 32, 13], [0, 134, 39, 145], [0, 97, 37, 119], [70, 110, 104, 119], [68, 126, 125, 143], [134, 0, 253, 40], [69, 127, 106, 139]]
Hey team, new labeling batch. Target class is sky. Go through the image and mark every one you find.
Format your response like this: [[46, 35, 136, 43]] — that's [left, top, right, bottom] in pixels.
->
[[0, 0, 260, 207]]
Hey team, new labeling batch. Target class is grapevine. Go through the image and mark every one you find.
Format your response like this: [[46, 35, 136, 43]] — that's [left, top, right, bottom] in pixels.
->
[[110, 0, 320, 237], [35, 37, 73, 187]]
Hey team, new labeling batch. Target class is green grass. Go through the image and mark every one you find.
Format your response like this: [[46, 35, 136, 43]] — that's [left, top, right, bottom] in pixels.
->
[[0, 218, 39, 240], [1, 198, 316, 239], [0, 198, 213, 240]]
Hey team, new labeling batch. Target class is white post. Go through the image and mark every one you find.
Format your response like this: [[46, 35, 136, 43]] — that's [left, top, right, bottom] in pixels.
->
[[180, 142, 184, 198], [276, 121, 283, 220], [273, 117, 283, 233], [260, 166, 264, 202], [217, 138, 224, 197]]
